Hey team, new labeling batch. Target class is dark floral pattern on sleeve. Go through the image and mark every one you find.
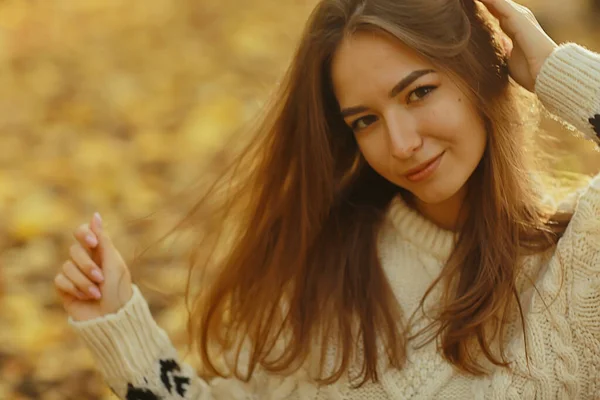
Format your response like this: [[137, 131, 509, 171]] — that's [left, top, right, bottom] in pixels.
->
[[159, 359, 191, 396], [590, 114, 600, 139], [125, 359, 191, 400], [126, 383, 161, 400]]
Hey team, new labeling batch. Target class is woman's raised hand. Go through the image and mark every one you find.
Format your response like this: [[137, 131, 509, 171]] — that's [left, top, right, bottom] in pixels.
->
[[479, 0, 558, 92], [54, 213, 133, 322]]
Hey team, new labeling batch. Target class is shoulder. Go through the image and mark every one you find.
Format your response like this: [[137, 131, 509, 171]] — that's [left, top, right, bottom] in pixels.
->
[[548, 173, 600, 326], [552, 175, 600, 372], [532, 174, 600, 313], [546, 173, 600, 274]]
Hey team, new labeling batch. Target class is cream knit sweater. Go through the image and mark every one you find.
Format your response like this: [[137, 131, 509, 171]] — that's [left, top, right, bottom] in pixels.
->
[[69, 43, 600, 399]]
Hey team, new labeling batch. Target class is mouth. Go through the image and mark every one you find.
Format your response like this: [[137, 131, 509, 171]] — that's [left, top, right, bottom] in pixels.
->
[[404, 152, 445, 183]]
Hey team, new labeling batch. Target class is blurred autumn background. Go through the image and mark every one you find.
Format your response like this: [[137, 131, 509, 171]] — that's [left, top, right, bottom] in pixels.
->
[[0, 0, 599, 398]]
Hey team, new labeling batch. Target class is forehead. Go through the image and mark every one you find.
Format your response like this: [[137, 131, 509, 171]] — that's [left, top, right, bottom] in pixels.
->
[[331, 31, 435, 102]]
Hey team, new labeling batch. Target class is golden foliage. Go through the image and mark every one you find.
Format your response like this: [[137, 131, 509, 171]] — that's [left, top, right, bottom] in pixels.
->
[[0, 0, 598, 398]]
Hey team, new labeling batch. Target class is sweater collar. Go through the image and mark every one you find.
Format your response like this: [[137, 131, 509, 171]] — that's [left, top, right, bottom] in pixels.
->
[[386, 194, 456, 263]]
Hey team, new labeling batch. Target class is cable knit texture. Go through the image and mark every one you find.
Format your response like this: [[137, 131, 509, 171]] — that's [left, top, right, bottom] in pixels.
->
[[69, 43, 600, 399]]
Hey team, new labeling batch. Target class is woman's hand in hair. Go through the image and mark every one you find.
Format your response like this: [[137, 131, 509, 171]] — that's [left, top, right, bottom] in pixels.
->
[[478, 0, 558, 92]]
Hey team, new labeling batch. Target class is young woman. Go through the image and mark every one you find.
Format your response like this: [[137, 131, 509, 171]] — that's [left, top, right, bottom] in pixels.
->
[[54, 0, 600, 398]]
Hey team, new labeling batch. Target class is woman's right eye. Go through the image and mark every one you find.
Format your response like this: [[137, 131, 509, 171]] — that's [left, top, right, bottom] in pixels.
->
[[351, 115, 378, 131]]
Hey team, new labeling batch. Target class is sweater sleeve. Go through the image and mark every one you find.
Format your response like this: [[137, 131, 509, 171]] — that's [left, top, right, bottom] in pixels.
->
[[534, 42, 600, 144], [68, 284, 301, 400]]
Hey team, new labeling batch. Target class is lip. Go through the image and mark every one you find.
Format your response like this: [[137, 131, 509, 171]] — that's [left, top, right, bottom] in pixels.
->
[[404, 152, 445, 182]]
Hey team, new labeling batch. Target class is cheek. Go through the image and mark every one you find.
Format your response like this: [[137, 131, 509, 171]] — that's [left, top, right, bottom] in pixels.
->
[[449, 112, 487, 179], [433, 96, 486, 150], [457, 104, 487, 157], [355, 131, 387, 168], [432, 98, 463, 134]]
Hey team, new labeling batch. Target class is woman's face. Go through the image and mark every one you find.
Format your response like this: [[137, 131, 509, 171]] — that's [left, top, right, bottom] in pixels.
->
[[331, 31, 487, 210]]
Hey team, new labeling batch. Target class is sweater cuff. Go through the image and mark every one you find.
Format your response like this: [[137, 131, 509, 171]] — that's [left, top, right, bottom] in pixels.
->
[[68, 284, 174, 385], [535, 42, 600, 141]]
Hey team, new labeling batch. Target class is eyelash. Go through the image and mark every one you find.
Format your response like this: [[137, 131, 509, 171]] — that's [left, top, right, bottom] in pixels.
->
[[350, 85, 438, 131]]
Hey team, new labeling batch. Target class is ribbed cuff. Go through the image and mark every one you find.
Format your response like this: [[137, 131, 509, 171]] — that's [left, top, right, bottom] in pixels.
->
[[68, 284, 174, 385], [535, 43, 600, 140]]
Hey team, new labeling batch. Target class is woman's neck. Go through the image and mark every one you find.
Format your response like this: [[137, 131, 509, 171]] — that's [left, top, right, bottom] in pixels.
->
[[413, 187, 468, 232]]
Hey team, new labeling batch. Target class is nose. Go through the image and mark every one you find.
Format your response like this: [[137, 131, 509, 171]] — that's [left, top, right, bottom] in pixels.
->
[[385, 111, 422, 160]]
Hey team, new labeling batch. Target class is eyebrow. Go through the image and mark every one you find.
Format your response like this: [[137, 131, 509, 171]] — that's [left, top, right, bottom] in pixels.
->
[[339, 68, 436, 118]]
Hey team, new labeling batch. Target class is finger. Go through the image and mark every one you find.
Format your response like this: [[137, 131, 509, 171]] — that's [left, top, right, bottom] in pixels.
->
[[478, 0, 528, 37], [73, 223, 98, 251], [479, 0, 523, 18], [91, 212, 103, 235], [478, 0, 503, 19], [54, 272, 89, 300], [69, 243, 104, 284], [89, 212, 117, 266], [62, 260, 103, 300], [90, 212, 109, 245]]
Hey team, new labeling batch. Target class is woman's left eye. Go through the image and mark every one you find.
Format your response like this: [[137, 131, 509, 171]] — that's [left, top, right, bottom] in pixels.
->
[[407, 85, 437, 103]]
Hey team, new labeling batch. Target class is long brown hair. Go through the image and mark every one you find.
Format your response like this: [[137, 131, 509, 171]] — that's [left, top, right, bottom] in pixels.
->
[[145, 0, 572, 388]]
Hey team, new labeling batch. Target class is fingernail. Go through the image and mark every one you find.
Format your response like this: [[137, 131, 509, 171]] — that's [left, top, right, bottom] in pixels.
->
[[86, 234, 98, 248], [89, 286, 102, 299], [94, 212, 103, 230], [91, 268, 104, 283]]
